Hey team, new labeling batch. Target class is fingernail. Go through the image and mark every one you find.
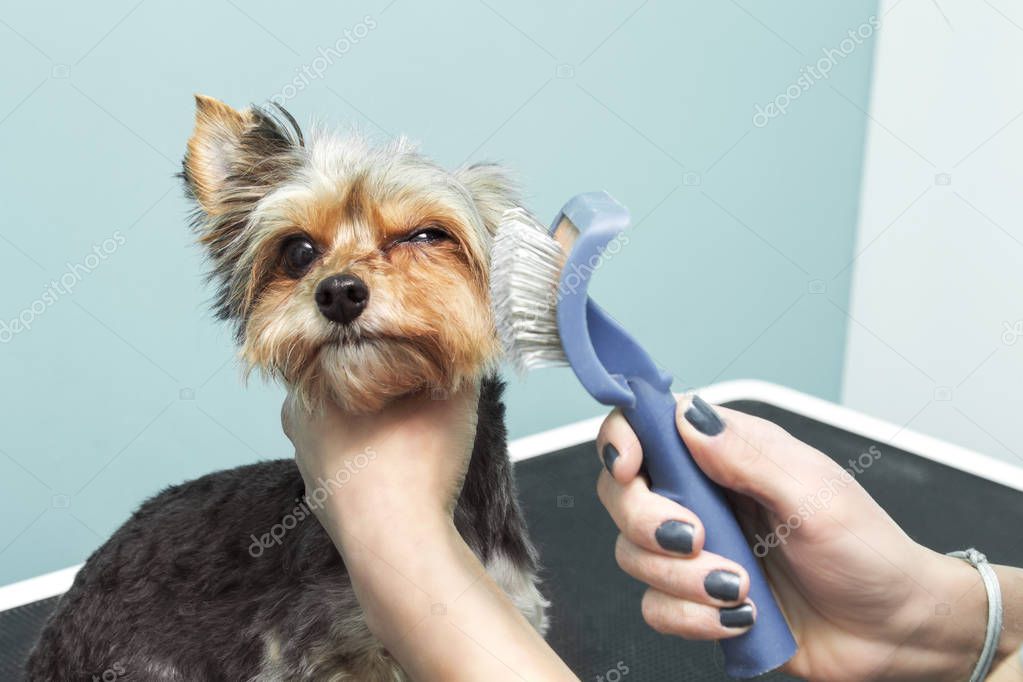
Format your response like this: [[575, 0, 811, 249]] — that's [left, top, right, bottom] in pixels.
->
[[654, 520, 694, 554], [719, 603, 755, 629], [704, 570, 741, 601], [602, 443, 619, 475], [684, 395, 724, 436]]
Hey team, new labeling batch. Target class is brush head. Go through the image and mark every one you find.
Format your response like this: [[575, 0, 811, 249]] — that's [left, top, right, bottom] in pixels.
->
[[490, 207, 569, 373]]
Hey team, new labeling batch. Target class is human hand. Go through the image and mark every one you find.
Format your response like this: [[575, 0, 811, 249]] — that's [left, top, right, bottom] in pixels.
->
[[281, 383, 480, 531], [597, 395, 995, 682]]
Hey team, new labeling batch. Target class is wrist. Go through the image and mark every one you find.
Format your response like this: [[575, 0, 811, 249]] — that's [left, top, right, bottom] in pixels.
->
[[858, 549, 985, 682], [899, 550, 995, 682], [313, 484, 451, 540], [320, 506, 474, 643]]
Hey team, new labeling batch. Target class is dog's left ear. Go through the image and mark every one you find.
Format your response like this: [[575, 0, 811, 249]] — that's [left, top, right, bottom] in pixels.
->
[[456, 162, 521, 235]]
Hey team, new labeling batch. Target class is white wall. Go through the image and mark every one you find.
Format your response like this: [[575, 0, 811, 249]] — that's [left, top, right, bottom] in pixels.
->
[[843, 0, 1023, 467]]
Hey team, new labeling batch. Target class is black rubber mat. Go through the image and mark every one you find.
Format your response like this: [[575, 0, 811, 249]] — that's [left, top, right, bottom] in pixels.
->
[[0, 597, 59, 681], [3, 400, 1023, 680]]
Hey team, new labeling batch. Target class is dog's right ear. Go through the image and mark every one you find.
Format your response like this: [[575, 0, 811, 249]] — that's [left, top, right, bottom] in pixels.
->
[[181, 94, 304, 218], [181, 95, 305, 324]]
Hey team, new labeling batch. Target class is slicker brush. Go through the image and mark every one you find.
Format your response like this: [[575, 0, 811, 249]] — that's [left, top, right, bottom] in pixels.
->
[[489, 192, 797, 679]]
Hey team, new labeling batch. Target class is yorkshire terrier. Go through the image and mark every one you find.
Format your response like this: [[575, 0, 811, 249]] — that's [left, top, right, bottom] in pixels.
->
[[27, 95, 547, 681]]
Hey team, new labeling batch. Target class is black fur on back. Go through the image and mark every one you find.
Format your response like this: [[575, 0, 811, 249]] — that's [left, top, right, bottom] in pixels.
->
[[26, 376, 535, 680]]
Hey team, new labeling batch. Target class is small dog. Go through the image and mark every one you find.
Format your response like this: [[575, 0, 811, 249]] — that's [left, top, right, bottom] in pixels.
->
[[27, 95, 548, 681]]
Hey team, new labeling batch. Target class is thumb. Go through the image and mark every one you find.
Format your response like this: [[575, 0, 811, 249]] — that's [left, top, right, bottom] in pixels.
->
[[674, 395, 834, 519]]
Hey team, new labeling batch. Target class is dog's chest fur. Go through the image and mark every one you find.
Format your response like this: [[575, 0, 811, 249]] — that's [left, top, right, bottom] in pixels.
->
[[27, 378, 546, 681]]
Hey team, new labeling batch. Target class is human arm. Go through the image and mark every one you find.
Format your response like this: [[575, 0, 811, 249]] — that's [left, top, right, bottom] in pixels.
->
[[282, 385, 577, 682]]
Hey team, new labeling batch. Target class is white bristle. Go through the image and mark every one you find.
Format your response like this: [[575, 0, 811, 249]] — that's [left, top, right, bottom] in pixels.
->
[[490, 207, 569, 373]]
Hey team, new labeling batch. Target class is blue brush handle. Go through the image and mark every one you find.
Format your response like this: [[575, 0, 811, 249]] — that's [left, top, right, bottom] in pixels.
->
[[621, 377, 797, 678]]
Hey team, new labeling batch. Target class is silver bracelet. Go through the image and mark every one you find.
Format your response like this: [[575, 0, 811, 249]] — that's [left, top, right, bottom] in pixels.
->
[[947, 549, 1002, 682]]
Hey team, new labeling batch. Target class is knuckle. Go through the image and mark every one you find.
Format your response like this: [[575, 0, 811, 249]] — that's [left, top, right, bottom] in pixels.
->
[[615, 537, 656, 583], [640, 591, 671, 634], [641, 591, 690, 636], [749, 417, 790, 452], [760, 423, 791, 453], [720, 420, 788, 489], [620, 506, 645, 543], [731, 433, 765, 471], [661, 559, 691, 595], [613, 534, 632, 571]]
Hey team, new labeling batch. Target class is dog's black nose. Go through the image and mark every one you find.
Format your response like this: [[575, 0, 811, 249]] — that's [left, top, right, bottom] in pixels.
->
[[315, 274, 369, 324]]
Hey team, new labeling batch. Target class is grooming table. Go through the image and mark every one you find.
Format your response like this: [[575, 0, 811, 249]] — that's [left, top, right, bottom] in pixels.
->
[[3, 380, 1023, 681]]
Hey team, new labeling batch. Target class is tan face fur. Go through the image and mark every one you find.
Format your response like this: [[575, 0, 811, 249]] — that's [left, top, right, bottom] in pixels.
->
[[181, 95, 518, 413]]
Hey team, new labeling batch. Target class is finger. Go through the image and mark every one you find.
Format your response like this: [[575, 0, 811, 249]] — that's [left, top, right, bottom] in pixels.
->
[[675, 395, 839, 518], [615, 535, 749, 606], [595, 408, 642, 483], [641, 588, 756, 639], [597, 471, 704, 556]]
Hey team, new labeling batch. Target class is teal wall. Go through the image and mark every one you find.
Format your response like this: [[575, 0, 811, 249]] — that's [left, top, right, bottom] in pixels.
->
[[0, 0, 877, 584]]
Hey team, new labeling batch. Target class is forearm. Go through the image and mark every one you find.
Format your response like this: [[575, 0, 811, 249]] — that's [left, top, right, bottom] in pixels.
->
[[321, 499, 577, 682]]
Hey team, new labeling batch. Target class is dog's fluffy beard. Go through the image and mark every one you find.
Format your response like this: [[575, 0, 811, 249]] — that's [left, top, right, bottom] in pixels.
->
[[180, 95, 515, 413], [242, 260, 498, 413]]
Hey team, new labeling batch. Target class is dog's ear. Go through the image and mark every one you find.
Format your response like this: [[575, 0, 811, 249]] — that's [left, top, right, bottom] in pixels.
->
[[181, 94, 304, 217], [456, 162, 521, 235], [181, 96, 305, 323]]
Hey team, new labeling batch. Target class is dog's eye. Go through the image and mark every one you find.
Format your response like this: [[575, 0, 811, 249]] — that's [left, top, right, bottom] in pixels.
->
[[404, 227, 450, 245], [281, 237, 318, 277]]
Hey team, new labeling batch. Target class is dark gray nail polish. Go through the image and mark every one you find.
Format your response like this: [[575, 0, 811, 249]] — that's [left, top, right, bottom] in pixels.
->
[[720, 603, 755, 628], [654, 520, 694, 554], [684, 395, 725, 436], [602, 443, 619, 475], [704, 570, 741, 601]]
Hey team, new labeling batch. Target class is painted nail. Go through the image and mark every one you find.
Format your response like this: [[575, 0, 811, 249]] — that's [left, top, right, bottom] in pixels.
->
[[602, 443, 619, 475], [654, 520, 695, 554], [719, 603, 755, 629], [684, 395, 725, 436], [704, 570, 741, 602]]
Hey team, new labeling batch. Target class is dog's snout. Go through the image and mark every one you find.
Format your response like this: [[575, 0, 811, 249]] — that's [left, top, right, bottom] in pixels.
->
[[315, 274, 369, 324]]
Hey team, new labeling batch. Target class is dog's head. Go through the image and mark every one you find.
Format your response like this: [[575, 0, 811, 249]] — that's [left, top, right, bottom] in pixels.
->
[[181, 95, 517, 413]]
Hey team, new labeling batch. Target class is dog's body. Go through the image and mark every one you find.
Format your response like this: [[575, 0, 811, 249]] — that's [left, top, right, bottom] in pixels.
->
[[27, 378, 545, 681], [27, 98, 547, 680]]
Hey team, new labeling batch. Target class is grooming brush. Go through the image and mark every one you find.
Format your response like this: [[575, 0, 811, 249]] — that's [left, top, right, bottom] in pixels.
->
[[490, 192, 797, 679]]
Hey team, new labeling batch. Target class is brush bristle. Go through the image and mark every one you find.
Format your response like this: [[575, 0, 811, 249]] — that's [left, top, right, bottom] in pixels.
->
[[490, 208, 568, 373]]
